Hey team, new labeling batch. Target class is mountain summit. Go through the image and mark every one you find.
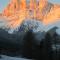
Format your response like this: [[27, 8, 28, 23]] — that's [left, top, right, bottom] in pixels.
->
[[0, 0, 60, 30]]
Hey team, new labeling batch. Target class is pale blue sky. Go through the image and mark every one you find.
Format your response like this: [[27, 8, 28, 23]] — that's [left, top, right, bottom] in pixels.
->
[[0, 0, 60, 13], [0, 0, 10, 13]]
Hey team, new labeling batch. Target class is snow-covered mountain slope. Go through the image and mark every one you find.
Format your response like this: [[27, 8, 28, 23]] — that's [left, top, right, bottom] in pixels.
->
[[14, 19, 60, 35], [44, 20, 60, 34], [0, 18, 44, 34], [0, 17, 60, 35], [20, 19, 44, 32]]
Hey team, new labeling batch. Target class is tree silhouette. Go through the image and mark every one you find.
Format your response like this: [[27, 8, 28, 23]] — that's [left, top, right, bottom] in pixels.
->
[[22, 30, 34, 59], [44, 33, 52, 60], [53, 32, 59, 60]]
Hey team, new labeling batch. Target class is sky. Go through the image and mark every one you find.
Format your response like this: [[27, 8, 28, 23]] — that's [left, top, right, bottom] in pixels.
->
[[0, 0, 10, 13], [0, 0, 60, 13]]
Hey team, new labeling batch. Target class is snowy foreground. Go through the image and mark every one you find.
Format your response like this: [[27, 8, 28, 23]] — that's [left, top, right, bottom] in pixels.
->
[[0, 55, 32, 60]]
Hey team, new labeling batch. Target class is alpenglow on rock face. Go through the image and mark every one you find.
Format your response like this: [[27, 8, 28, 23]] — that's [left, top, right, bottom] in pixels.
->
[[0, 0, 59, 26]]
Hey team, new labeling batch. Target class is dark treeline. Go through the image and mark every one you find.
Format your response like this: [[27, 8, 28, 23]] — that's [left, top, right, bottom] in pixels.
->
[[22, 30, 60, 60], [0, 29, 60, 60]]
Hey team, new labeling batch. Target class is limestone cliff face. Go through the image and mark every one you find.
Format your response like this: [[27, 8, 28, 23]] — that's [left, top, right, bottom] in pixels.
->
[[0, 0, 60, 30]]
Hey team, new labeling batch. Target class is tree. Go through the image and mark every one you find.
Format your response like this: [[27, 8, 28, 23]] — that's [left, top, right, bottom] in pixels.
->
[[44, 33, 52, 60], [53, 32, 59, 60], [22, 30, 34, 59]]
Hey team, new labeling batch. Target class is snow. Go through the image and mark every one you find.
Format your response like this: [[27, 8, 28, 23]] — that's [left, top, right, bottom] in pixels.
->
[[0, 55, 32, 60], [19, 19, 44, 33], [0, 18, 60, 35]]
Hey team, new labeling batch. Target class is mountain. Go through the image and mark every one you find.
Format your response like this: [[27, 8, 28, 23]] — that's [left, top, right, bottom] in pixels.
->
[[0, 0, 59, 28], [44, 21, 60, 35], [0, 0, 60, 33]]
